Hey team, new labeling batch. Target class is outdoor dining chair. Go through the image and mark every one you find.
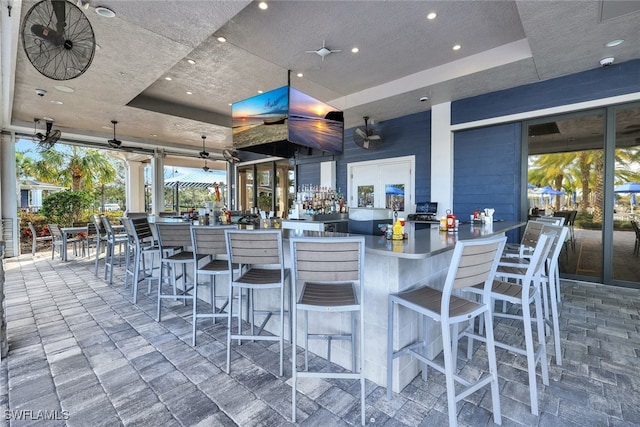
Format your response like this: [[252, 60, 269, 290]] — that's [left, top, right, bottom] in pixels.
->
[[28, 222, 52, 256]]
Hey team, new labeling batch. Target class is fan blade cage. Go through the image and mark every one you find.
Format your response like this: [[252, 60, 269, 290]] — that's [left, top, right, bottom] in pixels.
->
[[22, 0, 96, 80]]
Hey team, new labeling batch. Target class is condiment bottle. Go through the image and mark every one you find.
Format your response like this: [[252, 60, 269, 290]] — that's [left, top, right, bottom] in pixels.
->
[[392, 220, 404, 240]]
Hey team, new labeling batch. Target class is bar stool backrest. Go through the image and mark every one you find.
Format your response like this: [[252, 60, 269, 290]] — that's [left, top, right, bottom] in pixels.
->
[[191, 225, 236, 257], [93, 214, 106, 236], [521, 220, 545, 250], [536, 216, 565, 226], [155, 223, 192, 250], [226, 229, 283, 266], [100, 215, 117, 236], [291, 237, 364, 284], [448, 236, 507, 294], [132, 217, 154, 243]]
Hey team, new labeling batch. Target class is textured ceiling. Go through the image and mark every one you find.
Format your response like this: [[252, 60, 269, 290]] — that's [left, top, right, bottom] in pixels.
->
[[2, 0, 640, 168]]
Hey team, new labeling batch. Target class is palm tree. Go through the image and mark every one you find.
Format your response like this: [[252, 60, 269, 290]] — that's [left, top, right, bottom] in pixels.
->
[[23, 145, 117, 192]]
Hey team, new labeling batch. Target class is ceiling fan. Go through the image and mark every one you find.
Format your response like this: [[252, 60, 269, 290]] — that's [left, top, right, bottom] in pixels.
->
[[33, 118, 61, 151], [108, 120, 122, 148], [222, 149, 241, 164], [353, 116, 383, 150], [306, 40, 341, 61], [21, 0, 96, 80], [199, 135, 209, 158]]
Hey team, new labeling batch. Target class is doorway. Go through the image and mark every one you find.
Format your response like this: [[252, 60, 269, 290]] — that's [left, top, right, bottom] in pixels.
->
[[525, 103, 640, 287], [347, 155, 415, 218]]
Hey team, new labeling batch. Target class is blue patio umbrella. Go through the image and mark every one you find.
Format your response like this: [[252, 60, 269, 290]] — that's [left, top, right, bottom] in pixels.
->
[[527, 182, 536, 189], [614, 182, 640, 193], [385, 185, 404, 195], [533, 186, 565, 195]]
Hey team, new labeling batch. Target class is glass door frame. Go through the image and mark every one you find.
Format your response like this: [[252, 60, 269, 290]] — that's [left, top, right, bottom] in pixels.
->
[[521, 101, 640, 289]]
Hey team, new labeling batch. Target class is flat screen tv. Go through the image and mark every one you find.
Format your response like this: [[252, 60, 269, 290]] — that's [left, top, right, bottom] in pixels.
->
[[288, 87, 344, 155], [231, 86, 343, 158], [232, 85, 289, 154]]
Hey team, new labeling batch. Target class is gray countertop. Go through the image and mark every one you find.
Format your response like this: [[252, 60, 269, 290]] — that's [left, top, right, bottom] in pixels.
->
[[277, 220, 524, 260], [361, 221, 525, 259]]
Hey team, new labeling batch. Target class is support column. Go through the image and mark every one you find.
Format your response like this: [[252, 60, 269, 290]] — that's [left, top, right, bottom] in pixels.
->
[[0, 132, 18, 257], [151, 150, 165, 216], [125, 160, 145, 213], [430, 102, 453, 217]]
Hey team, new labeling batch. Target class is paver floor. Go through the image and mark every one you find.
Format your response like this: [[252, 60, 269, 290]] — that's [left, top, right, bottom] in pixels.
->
[[1, 251, 639, 426]]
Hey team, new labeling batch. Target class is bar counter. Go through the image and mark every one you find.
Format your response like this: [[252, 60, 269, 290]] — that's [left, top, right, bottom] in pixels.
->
[[273, 220, 525, 392]]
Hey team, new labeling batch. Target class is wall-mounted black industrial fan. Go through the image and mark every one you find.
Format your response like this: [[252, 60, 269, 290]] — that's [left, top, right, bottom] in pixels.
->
[[353, 116, 383, 150], [21, 0, 96, 80]]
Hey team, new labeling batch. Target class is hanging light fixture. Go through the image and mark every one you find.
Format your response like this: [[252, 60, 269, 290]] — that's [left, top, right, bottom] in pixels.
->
[[202, 159, 210, 172], [199, 135, 209, 158]]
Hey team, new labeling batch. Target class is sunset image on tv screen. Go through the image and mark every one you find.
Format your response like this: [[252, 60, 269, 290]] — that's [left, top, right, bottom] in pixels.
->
[[288, 87, 344, 154]]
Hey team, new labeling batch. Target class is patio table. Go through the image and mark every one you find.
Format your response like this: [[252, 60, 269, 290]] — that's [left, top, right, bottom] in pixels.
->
[[60, 226, 88, 261]]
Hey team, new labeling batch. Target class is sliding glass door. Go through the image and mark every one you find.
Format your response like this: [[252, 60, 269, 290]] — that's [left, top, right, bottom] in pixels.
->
[[525, 102, 640, 288], [612, 105, 640, 284]]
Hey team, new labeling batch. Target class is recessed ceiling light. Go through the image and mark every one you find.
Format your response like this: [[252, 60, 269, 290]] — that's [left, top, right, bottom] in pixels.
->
[[95, 43, 101, 50], [228, 103, 232, 106], [258, 1, 268, 10], [351, 47, 359, 53], [174, 123, 181, 127], [453, 44, 461, 51], [186, 91, 193, 95], [164, 76, 172, 81], [258, 90, 263, 94], [101, 125, 112, 130], [427, 12, 437, 20], [296, 72, 303, 78], [217, 36, 227, 43], [605, 39, 624, 47], [43, 116, 55, 122], [54, 85, 74, 93], [150, 134, 157, 137], [50, 100, 63, 105], [95, 6, 116, 18], [187, 59, 196, 65]]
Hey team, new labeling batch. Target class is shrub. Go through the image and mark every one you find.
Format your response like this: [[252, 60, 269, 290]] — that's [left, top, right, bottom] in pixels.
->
[[40, 190, 92, 227]]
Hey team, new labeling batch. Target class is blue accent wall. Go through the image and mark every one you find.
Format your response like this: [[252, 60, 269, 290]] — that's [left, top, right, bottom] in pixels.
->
[[452, 59, 640, 124], [297, 111, 432, 201], [453, 123, 521, 237]]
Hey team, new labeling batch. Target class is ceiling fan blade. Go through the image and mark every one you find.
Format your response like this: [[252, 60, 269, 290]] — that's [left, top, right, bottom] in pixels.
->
[[368, 134, 381, 141], [355, 127, 367, 138], [52, 0, 67, 36], [363, 139, 370, 149]]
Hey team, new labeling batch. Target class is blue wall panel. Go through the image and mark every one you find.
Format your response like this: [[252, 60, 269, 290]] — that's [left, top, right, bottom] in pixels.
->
[[453, 123, 522, 221], [452, 59, 640, 124], [297, 111, 432, 202]]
